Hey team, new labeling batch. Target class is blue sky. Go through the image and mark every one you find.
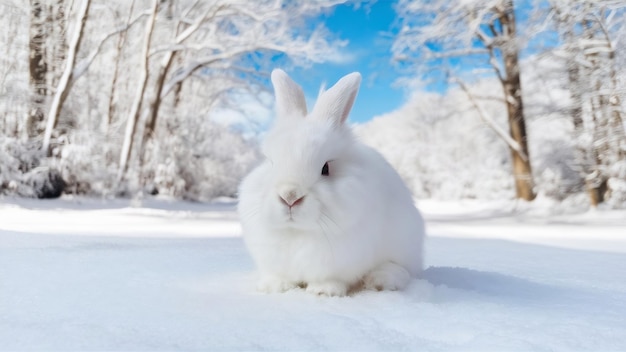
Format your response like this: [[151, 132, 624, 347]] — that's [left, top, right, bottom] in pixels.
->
[[270, 0, 557, 125], [284, 1, 404, 124], [226, 0, 558, 133]]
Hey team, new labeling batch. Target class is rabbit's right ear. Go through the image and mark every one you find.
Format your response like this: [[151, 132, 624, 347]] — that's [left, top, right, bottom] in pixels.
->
[[271, 69, 307, 119]]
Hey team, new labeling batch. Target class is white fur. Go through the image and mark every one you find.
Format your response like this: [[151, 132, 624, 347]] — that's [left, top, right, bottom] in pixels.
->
[[238, 69, 425, 296]]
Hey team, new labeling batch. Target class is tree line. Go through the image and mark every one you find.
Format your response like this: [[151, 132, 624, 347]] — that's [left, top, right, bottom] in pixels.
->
[[1, 0, 625, 207], [393, 0, 626, 207], [1, 0, 343, 200]]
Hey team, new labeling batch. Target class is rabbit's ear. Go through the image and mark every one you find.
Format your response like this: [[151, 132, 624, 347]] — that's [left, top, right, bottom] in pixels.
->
[[311, 72, 361, 126], [271, 69, 307, 119]]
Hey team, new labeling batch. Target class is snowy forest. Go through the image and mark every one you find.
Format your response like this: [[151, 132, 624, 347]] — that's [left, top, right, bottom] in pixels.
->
[[1, 0, 625, 209], [2, 1, 626, 350]]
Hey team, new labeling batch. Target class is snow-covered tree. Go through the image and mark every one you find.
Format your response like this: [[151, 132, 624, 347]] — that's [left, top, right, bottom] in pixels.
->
[[548, 0, 626, 206], [0, 0, 350, 200], [393, 0, 536, 201]]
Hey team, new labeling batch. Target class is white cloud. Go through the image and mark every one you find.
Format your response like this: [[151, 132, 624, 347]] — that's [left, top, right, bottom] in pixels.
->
[[324, 48, 358, 65], [211, 90, 275, 139]]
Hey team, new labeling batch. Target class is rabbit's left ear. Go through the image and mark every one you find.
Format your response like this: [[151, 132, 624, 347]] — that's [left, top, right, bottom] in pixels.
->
[[271, 69, 307, 119], [311, 72, 361, 126]]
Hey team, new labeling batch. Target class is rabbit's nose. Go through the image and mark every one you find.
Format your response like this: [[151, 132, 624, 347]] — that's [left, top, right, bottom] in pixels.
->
[[278, 186, 305, 207], [280, 194, 305, 208]]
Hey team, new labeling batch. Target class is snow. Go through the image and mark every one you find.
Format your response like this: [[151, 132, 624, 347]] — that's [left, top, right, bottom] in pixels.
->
[[1, 197, 626, 350]]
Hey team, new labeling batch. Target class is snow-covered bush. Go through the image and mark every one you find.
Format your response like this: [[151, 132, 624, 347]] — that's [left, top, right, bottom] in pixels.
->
[[52, 137, 119, 196], [23, 167, 66, 198], [0, 137, 67, 198], [139, 117, 260, 201], [0, 113, 258, 201]]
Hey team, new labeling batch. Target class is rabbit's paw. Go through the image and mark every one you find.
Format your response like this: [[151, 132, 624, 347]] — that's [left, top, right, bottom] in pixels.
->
[[306, 281, 348, 297], [257, 275, 298, 293], [363, 262, 411, 291]]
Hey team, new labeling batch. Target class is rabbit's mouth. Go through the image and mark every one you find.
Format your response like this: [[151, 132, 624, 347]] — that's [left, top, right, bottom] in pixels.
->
[[279, 208, 312, 230], [285, 208, 298, 222]]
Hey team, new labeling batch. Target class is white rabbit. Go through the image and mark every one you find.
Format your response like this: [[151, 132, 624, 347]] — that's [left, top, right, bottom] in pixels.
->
[[238, 69, 425, 296]]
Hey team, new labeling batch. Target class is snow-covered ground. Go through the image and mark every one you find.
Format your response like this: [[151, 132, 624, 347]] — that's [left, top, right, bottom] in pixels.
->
[[1, 197, 625, 351]]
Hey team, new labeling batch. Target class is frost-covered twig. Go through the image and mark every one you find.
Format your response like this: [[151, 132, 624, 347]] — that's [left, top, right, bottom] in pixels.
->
[[454, 77, 529, 162], [73, 10, 147, 79]]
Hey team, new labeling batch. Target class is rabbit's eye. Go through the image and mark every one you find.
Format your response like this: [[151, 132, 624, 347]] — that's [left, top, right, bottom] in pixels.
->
[[321, 162, 329, 176]]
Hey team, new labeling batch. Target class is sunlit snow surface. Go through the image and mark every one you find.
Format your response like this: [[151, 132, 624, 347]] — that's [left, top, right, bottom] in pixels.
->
[[1, 197, 625, 351]]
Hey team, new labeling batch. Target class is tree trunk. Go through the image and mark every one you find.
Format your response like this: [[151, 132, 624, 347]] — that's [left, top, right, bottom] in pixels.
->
[[553, 3, 616, 207], [607, 45, 626, 156], [134, 52, 176, 188], [117, 0, 159, 181], [609, 97, 626, 160], [173, 81, 183, 108], [586, 178, 608, 207], [569, 58, 608, 206], [105, 0, 136, 132], [28, 0, 48, 138], [141, 2, 212, 146], [49, 0, 67, 88], [561, 20, 604, 205], [42, 0, 91, 154], [498, 0, 536, 201], [143, 50, 176, 143]]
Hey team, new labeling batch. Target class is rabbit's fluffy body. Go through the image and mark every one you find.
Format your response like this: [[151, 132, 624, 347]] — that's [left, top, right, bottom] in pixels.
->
[[238, 70, 424, 296]]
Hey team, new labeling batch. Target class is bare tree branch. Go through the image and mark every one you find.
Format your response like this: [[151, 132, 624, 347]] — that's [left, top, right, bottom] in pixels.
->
[[455, 77, 528, 161]]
